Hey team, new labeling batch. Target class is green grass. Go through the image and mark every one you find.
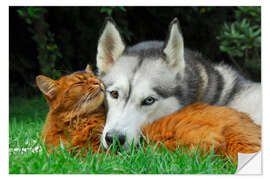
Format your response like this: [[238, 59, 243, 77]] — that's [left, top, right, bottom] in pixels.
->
[[9, 97, 237, 174]]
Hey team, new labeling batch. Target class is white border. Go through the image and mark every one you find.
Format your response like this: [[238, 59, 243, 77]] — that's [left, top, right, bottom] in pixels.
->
[[1, 1, 9, 178], [3, 0, 270, 179], [8, 0, 262, 6]]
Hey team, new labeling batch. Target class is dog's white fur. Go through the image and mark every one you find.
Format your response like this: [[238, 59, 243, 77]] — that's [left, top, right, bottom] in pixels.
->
[[97, 18, 261, 149]]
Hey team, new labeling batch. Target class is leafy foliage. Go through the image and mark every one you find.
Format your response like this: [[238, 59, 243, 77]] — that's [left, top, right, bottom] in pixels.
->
[[218, 19, 260, 57], [217, 7, 261, 80], [100, 6, 126, 16], [11, 7, 261, 97], [17, 7, 62, 79]]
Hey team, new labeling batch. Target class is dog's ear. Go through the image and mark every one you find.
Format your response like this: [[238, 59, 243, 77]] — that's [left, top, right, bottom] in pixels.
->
[[36, 75, 58, 98], [163, 18, 185, 76], [96, 17, 126, 75]]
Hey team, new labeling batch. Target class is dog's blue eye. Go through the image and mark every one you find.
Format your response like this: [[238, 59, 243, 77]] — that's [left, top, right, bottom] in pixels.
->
[[142, 97, 156, 106]]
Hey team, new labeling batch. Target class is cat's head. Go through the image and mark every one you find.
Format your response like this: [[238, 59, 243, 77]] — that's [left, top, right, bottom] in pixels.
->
[[36, 65, 105, 115]]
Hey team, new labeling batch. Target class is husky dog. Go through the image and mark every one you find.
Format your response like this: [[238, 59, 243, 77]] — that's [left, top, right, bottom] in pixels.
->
[[96, 17, 261, 149]]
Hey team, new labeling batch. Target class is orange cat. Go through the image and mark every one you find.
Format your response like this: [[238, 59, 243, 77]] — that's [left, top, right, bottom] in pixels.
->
[[36, 65, 261, 161], [36, 65, 106, 153], [143, 102, 261, 161]]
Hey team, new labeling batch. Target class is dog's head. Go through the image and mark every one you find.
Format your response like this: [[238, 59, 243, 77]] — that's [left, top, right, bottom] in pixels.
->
[[96, 17, 187, 149]]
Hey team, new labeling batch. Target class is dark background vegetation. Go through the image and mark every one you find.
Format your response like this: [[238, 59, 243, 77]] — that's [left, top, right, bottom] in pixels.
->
[[10, 7, 261, 98]]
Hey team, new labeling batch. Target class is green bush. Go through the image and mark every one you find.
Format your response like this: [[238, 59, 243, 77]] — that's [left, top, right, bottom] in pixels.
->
[[17, 7, 62, 79], [217, 7, 261, 80], [11, 7, 261, 97], [100, 6, 126, 16]]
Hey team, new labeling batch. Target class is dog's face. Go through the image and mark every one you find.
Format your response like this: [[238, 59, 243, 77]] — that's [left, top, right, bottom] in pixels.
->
[[96, 18, 186, 149]]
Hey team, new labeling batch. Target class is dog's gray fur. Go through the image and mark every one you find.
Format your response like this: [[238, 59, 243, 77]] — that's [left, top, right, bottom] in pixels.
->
[[96, 17, 261, 149]]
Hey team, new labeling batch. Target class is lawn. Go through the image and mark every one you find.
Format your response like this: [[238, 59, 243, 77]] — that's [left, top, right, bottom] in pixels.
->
[[9, 97, 237, 174]]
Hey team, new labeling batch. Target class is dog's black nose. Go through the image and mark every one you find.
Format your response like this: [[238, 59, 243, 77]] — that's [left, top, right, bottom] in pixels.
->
[[118, 134, 126, 145], [105, 132, 113, 146], [105, 131, 126, 146]]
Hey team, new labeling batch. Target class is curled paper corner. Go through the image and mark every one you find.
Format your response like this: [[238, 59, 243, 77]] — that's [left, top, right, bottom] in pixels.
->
[[236, 151, 262, 175]]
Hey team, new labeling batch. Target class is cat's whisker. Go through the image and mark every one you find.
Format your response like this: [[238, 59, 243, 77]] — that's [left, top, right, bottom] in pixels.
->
[[87, 90, 100, 101], [82, 93, 92, 108], [68, 94, 88, 125], [67, 88, 101, 130], [85, 93, 92, 102], [73, 94, 87, 110], [68, 96, 84, 119]]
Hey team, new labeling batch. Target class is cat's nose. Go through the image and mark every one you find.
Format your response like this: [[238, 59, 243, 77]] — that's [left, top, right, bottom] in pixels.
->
[[99, 83, 105, 91], [92, 79, 104, 90], [94, 82, 105, 92]]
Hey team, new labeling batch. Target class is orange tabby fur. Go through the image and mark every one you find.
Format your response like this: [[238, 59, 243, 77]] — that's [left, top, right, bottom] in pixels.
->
[[143, 102, 261, 161], [37, 66, 261, 161], [36, 65, 106, 153]]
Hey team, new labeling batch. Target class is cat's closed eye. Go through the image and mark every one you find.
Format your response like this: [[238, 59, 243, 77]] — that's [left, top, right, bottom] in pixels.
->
[[74, 81, 86, 85]]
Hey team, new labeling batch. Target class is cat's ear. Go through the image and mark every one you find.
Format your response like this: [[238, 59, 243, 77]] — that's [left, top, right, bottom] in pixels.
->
[[36, 75, 58, 98], [96, 17, 125, 75], [85, 64, 94, 76]]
